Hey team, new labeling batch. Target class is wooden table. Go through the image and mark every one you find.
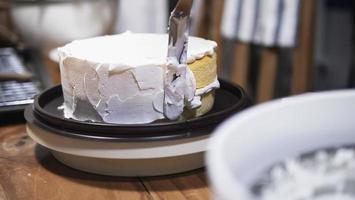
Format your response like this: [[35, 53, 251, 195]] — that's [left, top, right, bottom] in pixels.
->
[[0, 124, 212, 200]]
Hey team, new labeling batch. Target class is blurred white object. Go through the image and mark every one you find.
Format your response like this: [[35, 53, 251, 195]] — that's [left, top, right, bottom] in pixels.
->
[[221, 0, 300, 47], [11, 0, 117, 53], [115, 0, 167, 33], [258, 148, 355, 200], [207, 90, 355, 200], [48, 48, 59, 63]]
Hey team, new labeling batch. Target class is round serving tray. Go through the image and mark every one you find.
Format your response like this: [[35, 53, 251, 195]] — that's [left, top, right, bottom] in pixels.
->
[[25, 79, 250, 142]]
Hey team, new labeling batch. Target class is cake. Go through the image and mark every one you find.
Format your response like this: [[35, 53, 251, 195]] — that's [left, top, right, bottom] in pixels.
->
[[58, 32, 219, 124]]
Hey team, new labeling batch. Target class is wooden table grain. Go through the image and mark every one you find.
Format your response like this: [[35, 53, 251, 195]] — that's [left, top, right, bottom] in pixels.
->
[[0, 124, 212, 200]]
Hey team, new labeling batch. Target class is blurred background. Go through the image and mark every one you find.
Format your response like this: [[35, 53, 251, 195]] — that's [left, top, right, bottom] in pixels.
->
[[0, 0, 354, 118]]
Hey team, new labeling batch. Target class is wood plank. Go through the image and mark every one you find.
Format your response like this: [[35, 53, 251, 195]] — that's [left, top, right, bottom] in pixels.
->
[[0, 2, 15, 46], [0, 181, 8, 200], [0, 1, 10, 9], [0, 1, 10, 24], [291, 0, 316, 94], [0, 12, 6, 28], [231, 42, 250, 90], [196, 170, 208, 185], [0, 125, 151, 200], [0, 1, 11, 29], [170, 171, 211, 200], [209, 0, 224, 74], [191, 0, 207, 37], [42, 54, 61, 85], [142, 169, 211, 200], [142, 178, 188, 200], [256, 47, 279, 103], [194, 1, 208, 38]]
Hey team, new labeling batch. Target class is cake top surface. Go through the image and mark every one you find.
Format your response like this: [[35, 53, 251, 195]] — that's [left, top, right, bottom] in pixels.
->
[[58, 32, 217, 66]]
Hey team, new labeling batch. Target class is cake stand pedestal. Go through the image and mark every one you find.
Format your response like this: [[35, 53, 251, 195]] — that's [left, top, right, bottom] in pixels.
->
[[25, 79, 250, 176], [26, 122, 209, 176]]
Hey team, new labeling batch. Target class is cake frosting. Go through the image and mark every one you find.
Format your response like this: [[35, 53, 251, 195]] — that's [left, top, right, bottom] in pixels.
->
[[58, 32, 219, 124]]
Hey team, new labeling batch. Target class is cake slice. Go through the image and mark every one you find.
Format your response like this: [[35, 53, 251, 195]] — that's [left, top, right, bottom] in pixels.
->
[[58, 32, 219, 124]]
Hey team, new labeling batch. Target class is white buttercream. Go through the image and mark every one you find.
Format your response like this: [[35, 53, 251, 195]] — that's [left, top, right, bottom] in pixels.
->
[[257, 148, 355, 200], [59, 32, 216, 65], [58, 32, 218, 124], [195, 78, 220, 96], [188, 78, 220, 109], [164, 57, 196, 120]]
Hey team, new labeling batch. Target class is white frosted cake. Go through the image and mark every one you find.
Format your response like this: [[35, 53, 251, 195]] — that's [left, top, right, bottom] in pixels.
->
[[58, 32, 219, 124]]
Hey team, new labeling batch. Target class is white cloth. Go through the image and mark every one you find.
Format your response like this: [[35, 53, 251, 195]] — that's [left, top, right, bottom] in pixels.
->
[[278, 0, 301, 47], [115, 0, 168, 33], [221, 0, 301, 47]]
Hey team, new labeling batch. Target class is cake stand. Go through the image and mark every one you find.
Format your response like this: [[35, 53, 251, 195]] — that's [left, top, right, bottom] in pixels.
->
[[25, 79, 250, 176]]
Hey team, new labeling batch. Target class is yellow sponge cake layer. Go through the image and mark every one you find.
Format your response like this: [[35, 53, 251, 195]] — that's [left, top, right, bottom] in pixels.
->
[[188, 53, 217, 89], [181, 91, 215, 119]]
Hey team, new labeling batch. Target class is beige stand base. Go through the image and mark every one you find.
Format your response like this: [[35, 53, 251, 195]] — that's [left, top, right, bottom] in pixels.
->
[[26, 123, 210, 176], [51, 151, 204, 176]]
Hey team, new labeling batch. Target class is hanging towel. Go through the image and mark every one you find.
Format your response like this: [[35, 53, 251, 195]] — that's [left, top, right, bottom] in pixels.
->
[[221, 0, 301, 47], [115, 0, 168, 33]]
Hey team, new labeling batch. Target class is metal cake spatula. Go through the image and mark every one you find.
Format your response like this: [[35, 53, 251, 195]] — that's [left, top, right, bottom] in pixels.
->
[[164, 0, 193, 120], [167, 0, 193, 63]]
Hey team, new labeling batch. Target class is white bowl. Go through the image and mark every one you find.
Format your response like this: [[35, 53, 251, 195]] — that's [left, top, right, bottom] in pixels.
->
[[206, 90, 355, 200], [11, 0, 117, 53]]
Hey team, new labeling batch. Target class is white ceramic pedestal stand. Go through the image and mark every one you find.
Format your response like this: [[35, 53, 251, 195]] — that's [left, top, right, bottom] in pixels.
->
[[27, 122, 210, 176]]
